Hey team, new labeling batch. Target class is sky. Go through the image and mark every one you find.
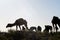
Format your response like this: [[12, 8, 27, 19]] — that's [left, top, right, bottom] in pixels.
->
[[0, 0, 60, 32]]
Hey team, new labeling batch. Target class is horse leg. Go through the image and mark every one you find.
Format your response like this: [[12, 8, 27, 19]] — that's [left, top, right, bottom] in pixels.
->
[[50, 27, 52, 33], [16, 25, 18, 31], [58, 23, 60, 28], [19, 25, 21, 31], [55, 24, 57, 32], [25, 24, 28, 30], [52, 23, 55, 32]]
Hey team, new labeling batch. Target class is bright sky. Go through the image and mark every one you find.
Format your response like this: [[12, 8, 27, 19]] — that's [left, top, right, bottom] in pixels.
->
[[0, 0, 60, 32]]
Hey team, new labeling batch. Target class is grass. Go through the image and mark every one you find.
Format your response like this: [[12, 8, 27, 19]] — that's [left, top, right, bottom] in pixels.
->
[[0, 30, 60, 40]]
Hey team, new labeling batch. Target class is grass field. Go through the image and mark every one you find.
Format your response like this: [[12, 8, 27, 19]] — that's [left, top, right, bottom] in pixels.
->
[[0, 30, 60, 40]]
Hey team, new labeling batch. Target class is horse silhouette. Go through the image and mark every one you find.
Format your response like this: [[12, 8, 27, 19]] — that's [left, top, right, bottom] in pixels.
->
[[6, 18, 28, 30], [44, 25, 52, 33], [30, 26, 36, 31], [37, 26, 42, 32], [51, 16, 60, 32]]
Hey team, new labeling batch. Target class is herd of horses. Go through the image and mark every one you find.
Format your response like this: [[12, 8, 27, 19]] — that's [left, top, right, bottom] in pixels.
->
[[6, 16, 60, 33]]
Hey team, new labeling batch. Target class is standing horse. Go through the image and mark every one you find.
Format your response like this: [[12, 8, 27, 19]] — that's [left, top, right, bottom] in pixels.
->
[[51, 16, 59, 32]]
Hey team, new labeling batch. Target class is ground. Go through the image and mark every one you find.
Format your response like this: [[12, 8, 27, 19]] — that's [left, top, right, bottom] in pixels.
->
[[0, 30, 60, 40]]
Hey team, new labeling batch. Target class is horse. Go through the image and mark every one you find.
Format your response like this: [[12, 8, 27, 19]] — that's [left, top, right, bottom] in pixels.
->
[[6, 18, 28, 30], [51, 16, 60, 32]]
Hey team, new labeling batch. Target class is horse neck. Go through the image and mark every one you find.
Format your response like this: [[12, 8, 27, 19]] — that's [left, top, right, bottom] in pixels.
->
[[11, 23, 16, 26]]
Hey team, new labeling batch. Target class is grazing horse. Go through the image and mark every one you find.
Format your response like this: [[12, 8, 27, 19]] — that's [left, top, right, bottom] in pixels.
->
[[37, 26, 42, 32], [51, 16, 60, 32], [6, 18, 28, 30], [44, 25, 52, 33], [30, 26, 36, 31]]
